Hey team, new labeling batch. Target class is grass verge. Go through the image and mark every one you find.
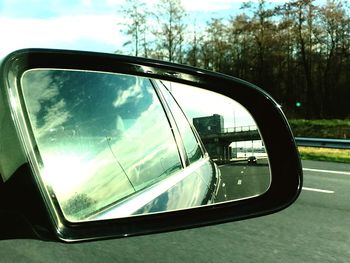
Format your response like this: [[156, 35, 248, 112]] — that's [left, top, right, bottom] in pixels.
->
[[298, 147, 350, 163]]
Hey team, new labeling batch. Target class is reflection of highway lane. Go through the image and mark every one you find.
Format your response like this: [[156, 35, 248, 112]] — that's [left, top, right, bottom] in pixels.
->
[[215, 160, 270, 202]]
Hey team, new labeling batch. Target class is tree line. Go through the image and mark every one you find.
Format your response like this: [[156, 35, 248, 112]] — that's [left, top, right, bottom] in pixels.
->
[[119, 0, 350, 119]]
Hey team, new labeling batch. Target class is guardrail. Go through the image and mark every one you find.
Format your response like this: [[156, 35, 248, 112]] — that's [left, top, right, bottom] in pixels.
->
[[222, 125, 257, 133], [295, 137, 350, 149]]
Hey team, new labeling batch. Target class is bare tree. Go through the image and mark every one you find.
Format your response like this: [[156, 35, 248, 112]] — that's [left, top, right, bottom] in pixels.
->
[[120, 0, 148, 57], [153, 0, 186, 62], [204, 18, 230, 72], [116, 0, 350, 119]]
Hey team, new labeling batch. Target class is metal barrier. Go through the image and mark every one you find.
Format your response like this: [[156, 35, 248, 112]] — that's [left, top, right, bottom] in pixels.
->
[[295, 137, 350, 149], [222, 126, 257, 133]]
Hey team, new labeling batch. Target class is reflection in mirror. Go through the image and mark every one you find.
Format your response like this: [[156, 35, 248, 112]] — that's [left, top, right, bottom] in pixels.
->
[[160, 81, 270, 202], [20, 69, 270, 223]]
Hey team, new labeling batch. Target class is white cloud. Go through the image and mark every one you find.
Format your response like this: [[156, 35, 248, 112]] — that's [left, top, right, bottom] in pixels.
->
[[106, 0, 126, 6], [40, 99, 72, 136], [0, 0, 289, 58], [0, 14, 127, 58], [22, 70, 60, 116], [183, 0, 239, 12], [21, 70, 72, 138], [113, 78, 144, 107]]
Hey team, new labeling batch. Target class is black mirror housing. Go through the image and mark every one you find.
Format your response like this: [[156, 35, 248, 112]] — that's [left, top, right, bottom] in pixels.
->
[[0, 49, 302, 242]]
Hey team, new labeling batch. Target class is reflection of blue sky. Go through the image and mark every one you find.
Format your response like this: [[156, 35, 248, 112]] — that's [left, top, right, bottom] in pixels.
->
[[22, 70, 152, 138], [21, 69, 183, 221]]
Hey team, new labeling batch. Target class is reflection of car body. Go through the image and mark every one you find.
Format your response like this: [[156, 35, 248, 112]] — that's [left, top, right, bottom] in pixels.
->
[[247, 156, 257, 165], [0, 49, 301, 249], [93, 79, 222, 219], [16, 69, 221, 221]]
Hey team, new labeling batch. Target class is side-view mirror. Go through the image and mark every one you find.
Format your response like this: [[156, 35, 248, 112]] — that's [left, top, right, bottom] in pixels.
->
[[0, 49, 302, 242]]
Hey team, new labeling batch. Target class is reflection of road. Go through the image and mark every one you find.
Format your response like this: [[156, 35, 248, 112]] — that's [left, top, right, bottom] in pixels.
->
[[215, 159, 270, 202]]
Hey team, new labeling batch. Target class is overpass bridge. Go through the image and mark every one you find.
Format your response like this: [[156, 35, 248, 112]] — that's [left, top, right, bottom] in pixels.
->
[[199, 125, 261, 144], [197, 126, 262, 161]]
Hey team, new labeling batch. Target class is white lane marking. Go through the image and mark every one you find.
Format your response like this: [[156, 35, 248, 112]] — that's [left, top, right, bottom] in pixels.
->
[[302, 187, 334, 194], [303, 168, 350, 175], [237, 179, 242, 185]]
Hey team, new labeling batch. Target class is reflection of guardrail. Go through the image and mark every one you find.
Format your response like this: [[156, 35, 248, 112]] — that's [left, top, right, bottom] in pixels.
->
[[221, 126, 257, 133], [295, 137, 350, 149]]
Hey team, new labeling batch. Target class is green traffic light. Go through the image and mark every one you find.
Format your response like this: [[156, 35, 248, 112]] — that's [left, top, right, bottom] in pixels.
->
[[296, 101, 301, 107]]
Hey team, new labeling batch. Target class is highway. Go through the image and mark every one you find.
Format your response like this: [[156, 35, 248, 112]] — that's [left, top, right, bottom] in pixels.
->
[[0, 160, 349, 262], [215, 159, 270, 202]]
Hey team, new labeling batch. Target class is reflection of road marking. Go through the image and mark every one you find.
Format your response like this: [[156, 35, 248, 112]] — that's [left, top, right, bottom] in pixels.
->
[[303, 168, 350, 175], [237, 180, 242, 185], [302, 187, 334, 194]]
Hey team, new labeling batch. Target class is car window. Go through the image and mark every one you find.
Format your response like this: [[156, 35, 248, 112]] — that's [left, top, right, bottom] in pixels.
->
[[157, 81, 203, 164], [21, 69, 183, 221]]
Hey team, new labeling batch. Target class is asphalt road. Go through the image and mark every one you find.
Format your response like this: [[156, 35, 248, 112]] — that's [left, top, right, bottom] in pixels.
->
[[215, 160, 270, 202], [0, 160, 349, 262]]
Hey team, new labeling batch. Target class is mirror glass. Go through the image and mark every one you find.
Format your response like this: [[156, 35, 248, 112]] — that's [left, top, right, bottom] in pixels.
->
[[20, 69, 270, 222]]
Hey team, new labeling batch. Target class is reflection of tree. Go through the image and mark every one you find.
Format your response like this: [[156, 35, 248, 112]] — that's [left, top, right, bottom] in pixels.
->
[[62, 193, 97, 221]]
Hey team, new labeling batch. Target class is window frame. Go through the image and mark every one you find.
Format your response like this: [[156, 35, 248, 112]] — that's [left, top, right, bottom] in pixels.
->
[[151, 79, 206, 167]]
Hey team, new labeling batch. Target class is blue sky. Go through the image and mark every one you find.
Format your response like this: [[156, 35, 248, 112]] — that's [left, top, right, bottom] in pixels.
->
[[0, 0, 287, 58]]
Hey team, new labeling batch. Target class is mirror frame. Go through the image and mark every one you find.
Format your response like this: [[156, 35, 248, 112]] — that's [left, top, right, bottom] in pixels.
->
[[0, 49, 302, 242]]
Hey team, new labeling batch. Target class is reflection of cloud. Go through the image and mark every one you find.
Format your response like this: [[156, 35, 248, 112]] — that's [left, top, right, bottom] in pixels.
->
[[22, 70, 59, 117], [22, 70, 71, 139], [38, 99, 71, 137], [28, 73, 182, 220], [57, 91, 182, 217], [113, 77, 143, 107]]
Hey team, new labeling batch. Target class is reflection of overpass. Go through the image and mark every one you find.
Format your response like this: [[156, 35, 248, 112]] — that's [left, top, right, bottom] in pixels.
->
[[198, 126, 261, 161], [200, 126, 260, 144]]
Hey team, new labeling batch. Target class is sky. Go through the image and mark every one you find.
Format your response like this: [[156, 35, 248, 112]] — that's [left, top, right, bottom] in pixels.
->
[[0, 1, 270, 194], [0, 0, 288, 58]]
